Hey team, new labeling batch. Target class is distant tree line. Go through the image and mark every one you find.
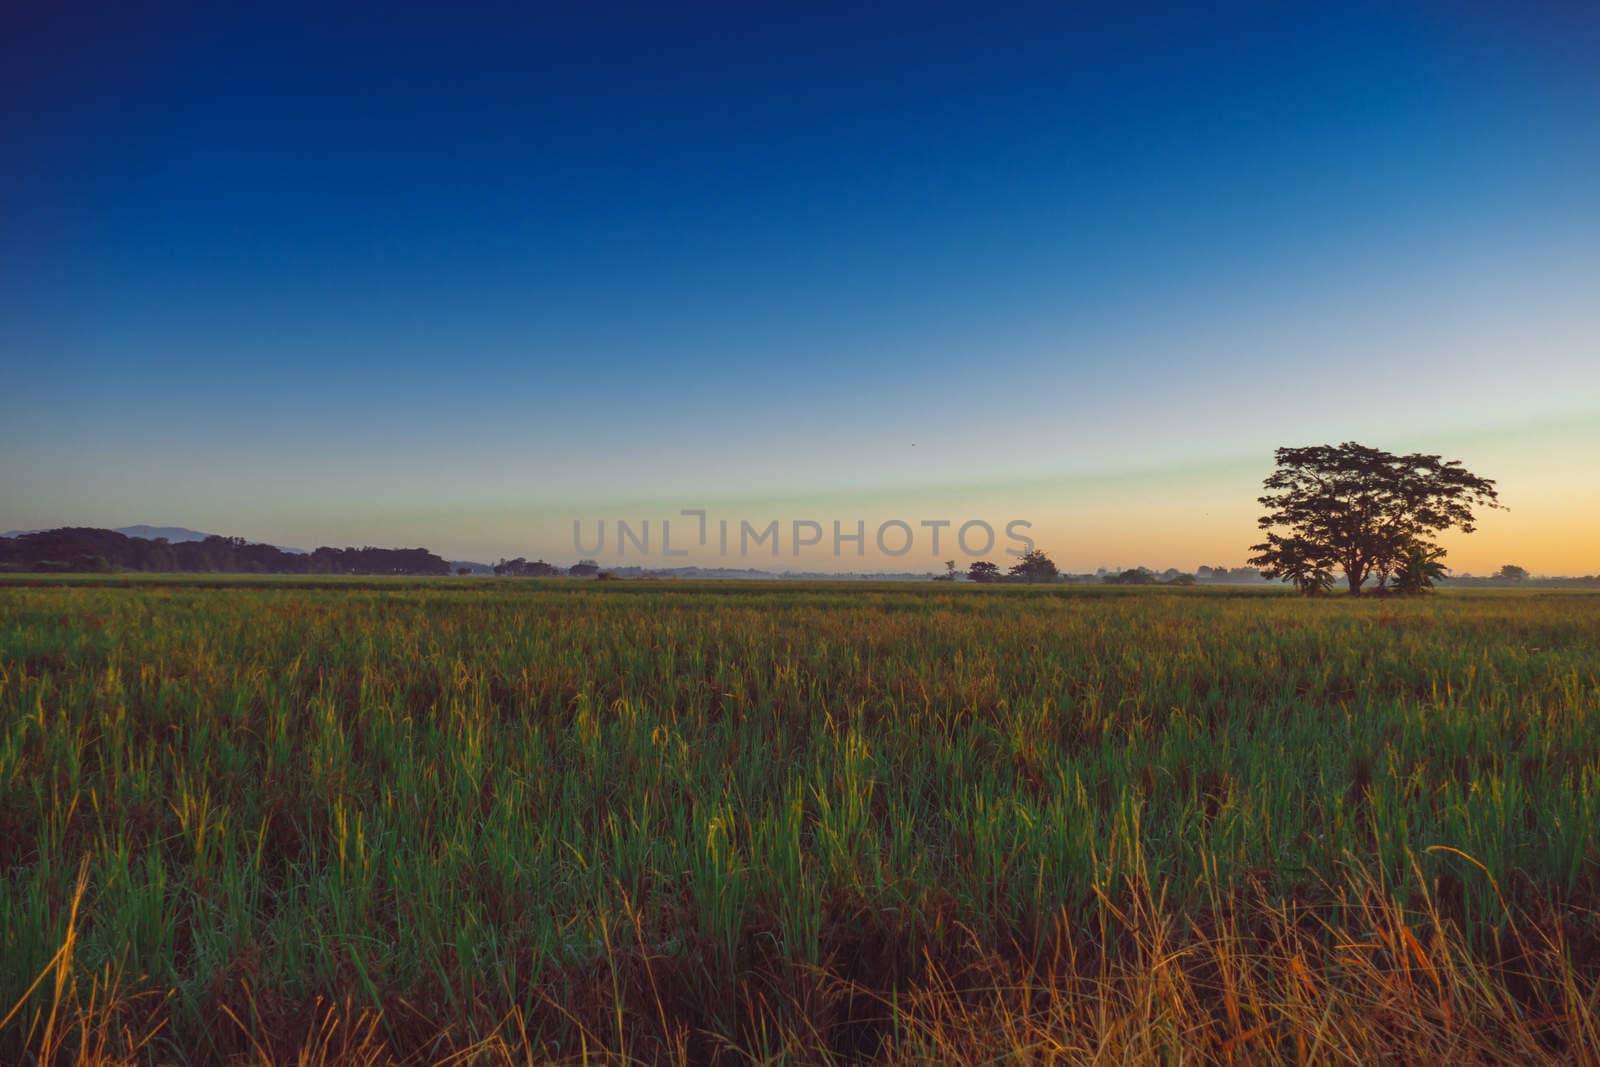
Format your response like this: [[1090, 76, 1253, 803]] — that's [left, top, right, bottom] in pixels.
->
[[493, 557, 560, 577], [938, 552, 1264, 587], [1100, 568, 1192, 586], [493, 557, 601, 578], [1197, 565, 1262, 581], [0, 528, 451, 576]]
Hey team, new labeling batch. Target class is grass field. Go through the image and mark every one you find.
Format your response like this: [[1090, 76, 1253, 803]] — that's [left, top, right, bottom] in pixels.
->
[[3, 577, 1599, 1063]]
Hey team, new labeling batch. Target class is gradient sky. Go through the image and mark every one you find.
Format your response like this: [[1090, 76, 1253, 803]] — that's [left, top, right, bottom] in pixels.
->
[[3, 2, 1597, 572]]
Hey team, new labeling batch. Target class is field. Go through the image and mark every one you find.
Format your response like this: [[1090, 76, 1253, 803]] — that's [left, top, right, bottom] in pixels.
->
[[3, 577, 1599, 1063]]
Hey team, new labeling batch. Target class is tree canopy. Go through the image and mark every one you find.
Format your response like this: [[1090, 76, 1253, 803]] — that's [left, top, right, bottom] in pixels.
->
[[967, 560, 1001, 583], [1249, 443, 1499, 595], [1008, 548, 1059, 582]]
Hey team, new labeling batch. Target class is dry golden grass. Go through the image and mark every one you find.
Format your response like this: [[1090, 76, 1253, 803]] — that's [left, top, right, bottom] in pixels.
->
[[13, 851, 1599, 1065]]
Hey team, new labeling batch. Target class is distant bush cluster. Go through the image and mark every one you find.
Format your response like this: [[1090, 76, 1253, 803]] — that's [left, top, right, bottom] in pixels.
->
[[939, 549, 1061, 583], [493, 557, 600, 578]]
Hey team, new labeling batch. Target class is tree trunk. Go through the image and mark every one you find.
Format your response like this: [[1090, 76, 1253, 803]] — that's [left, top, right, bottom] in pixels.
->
[[1345, 560, 1363, 596]]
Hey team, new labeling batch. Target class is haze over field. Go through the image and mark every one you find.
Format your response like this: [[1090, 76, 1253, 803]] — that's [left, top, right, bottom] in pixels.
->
[[2, 4, 1597, 572]]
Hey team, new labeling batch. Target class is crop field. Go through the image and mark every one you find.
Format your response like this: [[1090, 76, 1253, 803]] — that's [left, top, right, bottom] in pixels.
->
[[2, 577, 1599, 1064]]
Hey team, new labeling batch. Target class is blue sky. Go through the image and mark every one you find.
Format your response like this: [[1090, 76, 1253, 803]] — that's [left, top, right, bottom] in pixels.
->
[[3, 2, 1597, 571]]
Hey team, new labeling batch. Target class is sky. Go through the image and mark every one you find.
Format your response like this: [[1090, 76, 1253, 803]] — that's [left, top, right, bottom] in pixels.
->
[[2, 2, 1597, 573]]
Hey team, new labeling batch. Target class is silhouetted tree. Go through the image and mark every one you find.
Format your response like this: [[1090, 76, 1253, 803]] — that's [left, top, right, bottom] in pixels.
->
[[1393, 541, 1449, 594], [1008, 548, 1058, 582], [1253, 534, 1335, 594], [1250, 443, 1499, 595], [967, 560, 1000, 583], [1497, 564, 1529, 581]]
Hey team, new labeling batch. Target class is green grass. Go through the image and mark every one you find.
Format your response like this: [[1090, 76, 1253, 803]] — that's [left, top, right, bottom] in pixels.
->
[[2, 578, 1598, 1062]]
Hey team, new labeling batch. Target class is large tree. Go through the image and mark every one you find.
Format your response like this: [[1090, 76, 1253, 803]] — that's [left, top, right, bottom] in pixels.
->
[[1249, 443, 1499, 596], [967, 560, 1001, 583], [1008, 548, 1059, 582]]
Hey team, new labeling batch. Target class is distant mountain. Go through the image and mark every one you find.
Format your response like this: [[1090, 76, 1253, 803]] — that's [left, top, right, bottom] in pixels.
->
[[114, 525, 214, 543]]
